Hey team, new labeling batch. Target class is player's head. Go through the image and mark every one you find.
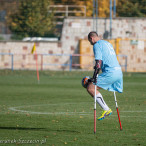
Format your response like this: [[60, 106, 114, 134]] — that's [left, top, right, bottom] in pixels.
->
[[88, 31, 99, 45]]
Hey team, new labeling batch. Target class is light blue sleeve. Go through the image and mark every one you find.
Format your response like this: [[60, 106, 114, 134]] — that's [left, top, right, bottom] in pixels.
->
[[93, 43, 102, 60]]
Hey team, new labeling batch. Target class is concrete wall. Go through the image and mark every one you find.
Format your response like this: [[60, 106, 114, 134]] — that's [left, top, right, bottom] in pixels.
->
[[0, 17, 146, 71], [0, 41, 66, 70], [119, 39, 146, 72]]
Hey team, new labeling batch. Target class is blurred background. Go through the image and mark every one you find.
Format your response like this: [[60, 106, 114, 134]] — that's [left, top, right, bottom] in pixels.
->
[[0, 0, 146, 72]]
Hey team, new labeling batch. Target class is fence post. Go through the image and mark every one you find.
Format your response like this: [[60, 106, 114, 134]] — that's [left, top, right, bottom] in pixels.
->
[[69, 55, 72, 71], [125, 56, 127, 72], [66, 6, 68, 17], [110, 0, 112, 39], [116, 38, 120, 61], [11, 54, 14, 71], [84, 6, 86, 17], [41, 54, 43, 71]]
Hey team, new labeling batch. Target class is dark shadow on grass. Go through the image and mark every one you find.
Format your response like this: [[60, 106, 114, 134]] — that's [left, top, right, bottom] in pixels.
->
[[55, 129, 80, 133], [0, 127, 44, 131], [0, 127, 81, 133]]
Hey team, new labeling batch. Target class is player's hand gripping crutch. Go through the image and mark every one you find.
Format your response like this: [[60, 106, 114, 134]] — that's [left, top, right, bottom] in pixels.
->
[[114, 91, 122, 131]]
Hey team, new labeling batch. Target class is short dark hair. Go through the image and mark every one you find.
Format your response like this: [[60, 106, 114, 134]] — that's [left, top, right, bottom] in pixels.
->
[[88, 31, 98, 39]]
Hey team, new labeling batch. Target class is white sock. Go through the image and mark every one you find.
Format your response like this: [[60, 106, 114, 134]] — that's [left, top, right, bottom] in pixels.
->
[[96, 93, 110, 111]]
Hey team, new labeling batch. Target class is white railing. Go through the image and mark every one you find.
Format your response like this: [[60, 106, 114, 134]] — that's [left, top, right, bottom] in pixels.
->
[[48, 5, 86, 24]]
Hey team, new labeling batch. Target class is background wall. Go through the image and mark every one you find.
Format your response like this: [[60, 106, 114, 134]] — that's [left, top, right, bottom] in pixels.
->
[[0, 17, 146, 72]]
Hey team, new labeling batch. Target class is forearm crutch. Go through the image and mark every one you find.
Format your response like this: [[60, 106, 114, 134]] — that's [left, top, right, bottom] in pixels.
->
[[114, 91, 122, 131], [94, 75, 98, 134]]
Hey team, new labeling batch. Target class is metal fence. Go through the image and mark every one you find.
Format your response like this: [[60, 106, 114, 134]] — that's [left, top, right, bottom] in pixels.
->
[[0, 53, 127, 72], [48, 5, 86, 25]]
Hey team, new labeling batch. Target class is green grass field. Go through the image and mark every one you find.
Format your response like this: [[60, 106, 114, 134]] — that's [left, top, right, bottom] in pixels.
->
[[0, 70, 145, 146]]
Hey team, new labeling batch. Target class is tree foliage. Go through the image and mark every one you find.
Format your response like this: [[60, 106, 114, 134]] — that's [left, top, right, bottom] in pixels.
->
[[51, 0, 76, 5], [117, 0, 146, 17], [52, 0, 146, 17], [52, 0, 110, 17], [75, 0, 109, 17], [8, 0, 54, 39], [6, 0, 145, 39]]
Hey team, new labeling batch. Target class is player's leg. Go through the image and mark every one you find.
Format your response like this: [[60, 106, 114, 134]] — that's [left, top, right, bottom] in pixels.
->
[[87, 83, 112, 120], [87, 83, 109, 110]]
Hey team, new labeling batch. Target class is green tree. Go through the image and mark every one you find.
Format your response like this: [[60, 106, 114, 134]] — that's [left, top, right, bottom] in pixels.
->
[[52, 0, 146, 17], [117, 0, 146, 17], [8, 0, 55, 39], [52, 0, 110, 17], [51, 0, 76, 5]]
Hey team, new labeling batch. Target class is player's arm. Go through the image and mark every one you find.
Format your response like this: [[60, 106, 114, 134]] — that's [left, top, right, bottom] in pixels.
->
[[89, 60, 102, 83]]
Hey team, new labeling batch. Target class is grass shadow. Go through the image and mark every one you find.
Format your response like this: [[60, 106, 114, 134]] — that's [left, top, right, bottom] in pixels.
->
[[0, 126, 44, 131], [0, 126, 81, 133]]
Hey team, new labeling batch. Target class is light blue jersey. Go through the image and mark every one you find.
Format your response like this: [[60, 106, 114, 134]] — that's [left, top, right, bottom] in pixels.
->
[[93, 40, 123, 93], [93, 40, 121, 72]]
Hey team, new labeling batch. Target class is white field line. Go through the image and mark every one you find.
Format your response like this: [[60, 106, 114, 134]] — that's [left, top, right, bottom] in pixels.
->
[[7, 104, 146, 118]]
